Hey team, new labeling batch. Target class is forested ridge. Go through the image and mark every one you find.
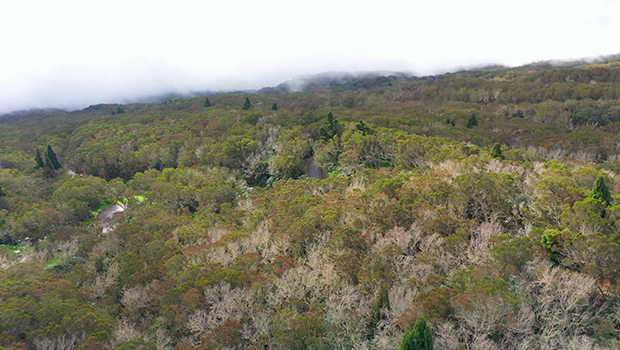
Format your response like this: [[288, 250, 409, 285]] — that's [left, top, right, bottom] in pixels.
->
[[3, 57, 620, 349]]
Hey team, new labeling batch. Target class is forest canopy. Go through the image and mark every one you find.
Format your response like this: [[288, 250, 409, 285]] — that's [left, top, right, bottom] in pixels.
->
[[2, 58, 620, 349]]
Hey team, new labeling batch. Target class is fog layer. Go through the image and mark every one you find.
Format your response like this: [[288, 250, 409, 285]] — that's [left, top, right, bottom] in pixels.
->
[[1, 0, 619, 114]]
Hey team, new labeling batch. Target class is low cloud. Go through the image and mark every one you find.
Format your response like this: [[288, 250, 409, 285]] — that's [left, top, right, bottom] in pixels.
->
[[2, 0, 619, 115]]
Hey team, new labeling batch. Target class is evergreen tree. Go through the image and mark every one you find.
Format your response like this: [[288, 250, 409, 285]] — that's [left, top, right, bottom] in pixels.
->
[[242, 97, 252, 110], [320, 112, 340, 141], [366, 283, 390, 339], [272, 102, 278, 111], [355, 120, 370, 135], [400, 316, 433, 350], [34, 148, 45, 168], [204, 98, 212, 108], [117, 106, 125, 114], [491, 142, 504, 159], [45, 145, 62, 170], [466, 113, 478, 128], [591, 175, 612, 206], [0, 185, 5, 197]]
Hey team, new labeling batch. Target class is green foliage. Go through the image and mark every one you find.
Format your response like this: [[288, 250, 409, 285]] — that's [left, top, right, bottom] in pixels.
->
[[204, 97, 212, 107], [541, 228, 571, 265], [5, 60, 620, 349], [491, 142, 504, 159], [319, 111, 340, 141], [355, 120, 370, 135], [35, 148, 45, 168], [491, 235, 535, 272], [242, 96, 252, 110], [46, 145, 62, 170], [272, 102, 278, 110], [366, 283, 390, 339], [400, 316, 433, 350], [466, 113, 478, 128], [114, 338, 156, 350], [591, 175, 612, 207]]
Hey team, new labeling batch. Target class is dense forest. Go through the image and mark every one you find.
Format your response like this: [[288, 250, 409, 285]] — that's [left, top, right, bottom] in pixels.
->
[[3, 56, 620, 349]]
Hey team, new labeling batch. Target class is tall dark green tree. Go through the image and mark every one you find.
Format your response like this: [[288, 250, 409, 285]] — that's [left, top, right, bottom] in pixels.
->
[[0, 185, 5, 197], [204, 97, 212, 108], [491, 142, 504, 159], [355, 120, 370, 135], [366, 283, 390, 339], [320, 111, 340, 141], [242, 97, 252, 110], [400, 316, 433, 350], [466, 113, 478, 128], [272, 102, 278, 111], [591, 175, 612, 206], [34, 148, 45, 168], [46, 145, 62, 170]]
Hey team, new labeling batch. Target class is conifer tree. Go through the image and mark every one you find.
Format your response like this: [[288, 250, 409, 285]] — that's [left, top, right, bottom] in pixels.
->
[[591, 175, 612, 206], [320, 111, 340, 141], [355, 120, 370, 135], [34, 148, 45, 168], [491, 142, 504, 159], [272, 102, 278, 111], [45, 145, 62, 170], [0, 185, 5, 197], [242, 97, 252, 110], [204, 98, 212, 108], [400, 316, 433, 350], [366, 283, 390, 339], [117, 106, 125, 114], [466, 113, 478, 128]]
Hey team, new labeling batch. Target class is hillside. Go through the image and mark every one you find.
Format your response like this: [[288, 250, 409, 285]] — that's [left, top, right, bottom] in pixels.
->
[[2, 58, 620, 349]]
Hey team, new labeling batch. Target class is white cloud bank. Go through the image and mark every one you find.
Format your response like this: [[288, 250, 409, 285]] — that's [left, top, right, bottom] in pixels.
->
[[1, 0, 619, 114]]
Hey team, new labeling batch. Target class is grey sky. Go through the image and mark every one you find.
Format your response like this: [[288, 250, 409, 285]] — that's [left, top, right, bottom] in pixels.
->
[[1, 0, 619, 114]]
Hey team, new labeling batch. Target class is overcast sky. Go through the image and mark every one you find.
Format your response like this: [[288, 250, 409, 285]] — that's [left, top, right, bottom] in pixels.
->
[[1, 0, 619, 114]]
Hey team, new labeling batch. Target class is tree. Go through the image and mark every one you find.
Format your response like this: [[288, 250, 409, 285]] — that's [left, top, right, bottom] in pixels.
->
[[355, 120, 370, 135], [491, 143, 504, 159], [590, 175, 612, 206], [35, 147, 45, 168], [242, 97, 252, 110], [541, 228, 570, 266], [400, 316, 433, 350], [117, 106, 125, 114], [272, 102, 278, 111], [204, 97, 212, 108], [0, 185, 5, 197], [46, 145, 62, 170], [320, 111, 340, 141], [466, 113, 478, 128], [366, 283, 390, 339]]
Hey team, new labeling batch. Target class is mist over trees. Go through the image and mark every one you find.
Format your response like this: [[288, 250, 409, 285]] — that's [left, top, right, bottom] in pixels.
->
[[3, 58, 620, 349]]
